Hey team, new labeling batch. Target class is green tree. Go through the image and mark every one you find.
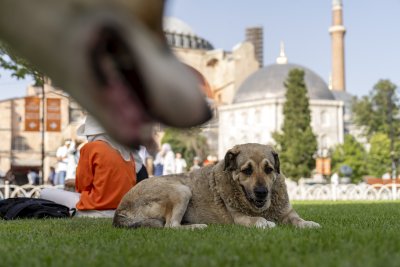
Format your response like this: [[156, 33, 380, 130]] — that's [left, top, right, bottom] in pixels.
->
[[0, 42, 44, 85], [331, 134, 367, 183], [367, 133, 391, 177], [161, 127, 209, 167], [352, 79, 399, 138], [273, 69, 317, 180]]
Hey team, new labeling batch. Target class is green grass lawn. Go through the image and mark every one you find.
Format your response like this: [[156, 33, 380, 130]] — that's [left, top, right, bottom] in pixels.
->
[[1, 201, 400, 267]]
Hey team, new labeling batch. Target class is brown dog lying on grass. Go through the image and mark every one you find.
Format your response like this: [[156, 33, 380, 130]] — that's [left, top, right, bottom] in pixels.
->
[[113, 143, 320, 229]]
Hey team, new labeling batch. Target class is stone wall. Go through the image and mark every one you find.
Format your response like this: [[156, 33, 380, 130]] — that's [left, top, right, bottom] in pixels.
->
[[173, 41, 259, 105], [0, 84, 84, 182]]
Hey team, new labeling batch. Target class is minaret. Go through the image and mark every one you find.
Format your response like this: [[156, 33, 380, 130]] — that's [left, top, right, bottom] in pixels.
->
[[276, 41, 288, 64], [329, 0, 346, 92]]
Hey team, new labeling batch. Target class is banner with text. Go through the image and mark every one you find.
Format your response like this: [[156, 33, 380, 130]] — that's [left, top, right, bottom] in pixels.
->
[[25, 97, 40, 132], [46, 98, 61, 132]]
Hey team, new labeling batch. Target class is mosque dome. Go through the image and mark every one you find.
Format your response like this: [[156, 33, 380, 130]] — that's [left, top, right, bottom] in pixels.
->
[[234, 64, 335, 104], [163, 17, 214, 50], [233, 42, 334, 103], [164, 17, 195, 35]]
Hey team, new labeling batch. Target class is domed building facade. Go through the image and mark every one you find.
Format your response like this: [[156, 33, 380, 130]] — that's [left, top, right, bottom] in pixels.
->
[[218, 47, 344, 159], [163, 17, 259, 105], [163, 17, 260, 154]]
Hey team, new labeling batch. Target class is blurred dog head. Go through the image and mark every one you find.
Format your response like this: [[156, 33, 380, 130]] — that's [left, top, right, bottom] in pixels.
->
[[0, 0, 212, 148]]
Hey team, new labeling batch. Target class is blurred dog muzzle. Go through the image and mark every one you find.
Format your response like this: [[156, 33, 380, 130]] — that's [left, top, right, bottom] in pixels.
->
[[88, 22, 212, 147]]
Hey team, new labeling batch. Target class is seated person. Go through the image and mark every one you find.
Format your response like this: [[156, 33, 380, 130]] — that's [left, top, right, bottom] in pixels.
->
[[40, 114, 136, 218]]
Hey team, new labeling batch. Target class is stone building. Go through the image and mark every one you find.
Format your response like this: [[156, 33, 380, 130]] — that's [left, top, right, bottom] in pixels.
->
[[0, 84, 84, 183], [163, 17, 260, 154], [218, 48, 344, 159], [164, 17, 260, 105]]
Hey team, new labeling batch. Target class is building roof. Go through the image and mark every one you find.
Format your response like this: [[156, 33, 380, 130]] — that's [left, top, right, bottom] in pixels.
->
[[163, 17, 195, 35], [331, 90, 354, 116], [163, 17, 213, 50], [233, 63, 335, 103]]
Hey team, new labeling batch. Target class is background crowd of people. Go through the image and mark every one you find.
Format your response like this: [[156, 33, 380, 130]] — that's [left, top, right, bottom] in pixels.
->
[[1, 137, 218, 187], [151, 143, 217, 176]]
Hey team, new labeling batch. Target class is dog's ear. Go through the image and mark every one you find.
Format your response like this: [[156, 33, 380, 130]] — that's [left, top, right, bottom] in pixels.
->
[[224, 148, 239, 171], [272, 151, 280, 174]]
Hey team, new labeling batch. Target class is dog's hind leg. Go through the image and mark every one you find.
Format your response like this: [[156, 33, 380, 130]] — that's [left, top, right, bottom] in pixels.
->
[[113, 211, 166, 228], [164, 184, 207, 229], [164, 184, 191, 227]]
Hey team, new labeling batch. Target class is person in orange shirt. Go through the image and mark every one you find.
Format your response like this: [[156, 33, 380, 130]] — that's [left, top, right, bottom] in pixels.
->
[[40, 114, 136, 217]]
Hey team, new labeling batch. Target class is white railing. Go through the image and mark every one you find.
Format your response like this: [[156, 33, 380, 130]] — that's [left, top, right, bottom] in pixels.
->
[[0, 181, 64, 199], [287, 183, 400, 201], [1, 181, 399, 201]]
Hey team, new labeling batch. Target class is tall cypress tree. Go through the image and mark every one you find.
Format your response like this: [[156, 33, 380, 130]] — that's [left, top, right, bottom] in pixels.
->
[[273, 68, 318, 180]]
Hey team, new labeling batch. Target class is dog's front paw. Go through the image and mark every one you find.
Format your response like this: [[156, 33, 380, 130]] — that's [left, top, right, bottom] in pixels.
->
[[177, 224, 208, 230], [295, 220, 320, 229], [189, 224, 208, 230], [254, 217, 276, 229]]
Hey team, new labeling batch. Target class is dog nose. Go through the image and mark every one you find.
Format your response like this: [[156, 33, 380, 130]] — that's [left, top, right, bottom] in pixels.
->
[[254, 186, 268, 199]]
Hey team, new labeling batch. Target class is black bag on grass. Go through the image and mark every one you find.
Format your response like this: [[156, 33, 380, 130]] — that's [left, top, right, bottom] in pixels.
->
[[0, 198, 74, 220]]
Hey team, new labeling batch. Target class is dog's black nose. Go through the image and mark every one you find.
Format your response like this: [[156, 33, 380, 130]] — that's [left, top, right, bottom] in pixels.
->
[[254, 186, 268, 200]]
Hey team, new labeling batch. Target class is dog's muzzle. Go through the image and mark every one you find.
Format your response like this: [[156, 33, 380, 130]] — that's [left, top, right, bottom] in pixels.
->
[[254, 186, 268, 200], [253, 186, 268, 208]]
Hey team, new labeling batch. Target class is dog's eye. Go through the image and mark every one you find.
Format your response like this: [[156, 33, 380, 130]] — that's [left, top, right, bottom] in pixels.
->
[[242, 166, 253, 176], [264, 166, 273, 174]]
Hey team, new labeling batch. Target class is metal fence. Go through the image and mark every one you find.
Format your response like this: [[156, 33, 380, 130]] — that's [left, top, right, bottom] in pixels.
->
[[1, 181, 400, 201], [287, 183, 400, 201], [0, 181, 63, 199]]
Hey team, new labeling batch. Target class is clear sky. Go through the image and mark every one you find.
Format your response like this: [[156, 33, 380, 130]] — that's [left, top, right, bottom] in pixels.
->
[[0, 0, 399, 100]]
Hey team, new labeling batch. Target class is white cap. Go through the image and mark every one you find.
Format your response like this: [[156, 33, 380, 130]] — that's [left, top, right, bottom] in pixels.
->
[[76, 114, 105, 136]]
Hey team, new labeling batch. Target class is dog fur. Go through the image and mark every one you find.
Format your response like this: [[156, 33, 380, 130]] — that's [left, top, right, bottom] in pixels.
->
[[113, 143, 320, 229], [0, 0, 211, 148]]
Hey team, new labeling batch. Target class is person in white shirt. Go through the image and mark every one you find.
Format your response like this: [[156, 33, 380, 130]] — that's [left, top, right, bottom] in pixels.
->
[[161, 143, 175, 175], [27, 170, 38, 185], [175, 152, 187, 173], [190, 156, 201, 172], [55, 140, 71, 185], [65, 140, 86, 181]]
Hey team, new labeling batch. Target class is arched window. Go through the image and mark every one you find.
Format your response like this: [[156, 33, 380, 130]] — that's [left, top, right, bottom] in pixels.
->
[[12, 136, 31, 151], [182, 36, 189, 48]]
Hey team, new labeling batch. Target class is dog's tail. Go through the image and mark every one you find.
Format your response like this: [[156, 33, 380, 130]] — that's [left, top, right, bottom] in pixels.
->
[[113, 213, 164, 229]]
